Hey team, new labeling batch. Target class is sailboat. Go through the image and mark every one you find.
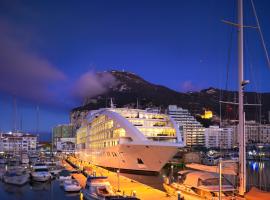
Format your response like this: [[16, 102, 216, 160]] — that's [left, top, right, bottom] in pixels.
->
[[163, 0, 270, 199]]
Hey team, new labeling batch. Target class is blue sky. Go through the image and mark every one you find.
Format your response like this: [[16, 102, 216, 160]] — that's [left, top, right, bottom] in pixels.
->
[[0, 0, 270, 139]]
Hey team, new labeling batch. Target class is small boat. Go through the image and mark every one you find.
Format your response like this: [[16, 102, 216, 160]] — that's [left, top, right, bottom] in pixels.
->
[[21, 154, 29, 164], [31, 163, 51, 182], [163, 170, 236, 200], [82, 175, 139, 200], [63, 179, 82, 192], [3, 168, 30, 186], [48, 164, 64, 178], [59, 169, 72, 181]]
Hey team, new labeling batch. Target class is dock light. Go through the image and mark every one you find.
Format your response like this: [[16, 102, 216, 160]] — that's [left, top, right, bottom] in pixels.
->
[[79, 192, 83, 200], [170, 165, 174, 180], [132, 190, 136, 197]]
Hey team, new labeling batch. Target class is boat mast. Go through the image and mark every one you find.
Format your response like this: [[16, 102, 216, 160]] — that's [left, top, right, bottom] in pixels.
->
[[238, 0, 246, 196]]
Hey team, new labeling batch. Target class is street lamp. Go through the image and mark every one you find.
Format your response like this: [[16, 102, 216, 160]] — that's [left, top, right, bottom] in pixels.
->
[[117, 169, 120, 192], [116, 151, 123, 192], [170, 164, 174, 183]]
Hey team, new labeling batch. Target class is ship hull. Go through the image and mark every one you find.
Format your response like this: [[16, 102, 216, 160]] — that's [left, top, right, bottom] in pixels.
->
[[77, 143, 178, 172]]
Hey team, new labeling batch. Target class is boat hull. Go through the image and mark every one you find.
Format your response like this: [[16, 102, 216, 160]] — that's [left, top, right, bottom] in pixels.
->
[[78, 143, 178, 172], [31, 172, 51, 182], [3, 175, 29, 186], [64, 185, 81, 192]]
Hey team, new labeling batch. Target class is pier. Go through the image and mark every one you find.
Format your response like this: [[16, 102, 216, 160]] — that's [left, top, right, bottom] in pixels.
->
[[62, 156, 175, 200]]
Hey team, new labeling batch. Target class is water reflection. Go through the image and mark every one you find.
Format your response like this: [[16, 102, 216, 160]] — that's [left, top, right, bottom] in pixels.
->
[[0, 177, 81, 200], [246, 161, 270, 191], [30, 181, 51, 191], [248, 161, 265, 172]]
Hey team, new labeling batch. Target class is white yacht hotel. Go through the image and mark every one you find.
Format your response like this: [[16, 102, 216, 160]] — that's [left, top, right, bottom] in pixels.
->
[[76, 107, 184, 172]]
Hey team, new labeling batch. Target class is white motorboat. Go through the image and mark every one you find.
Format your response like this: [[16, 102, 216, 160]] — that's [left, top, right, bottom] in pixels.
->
[[59, 169, 72, 181], [82, 176, 139, 200], [163, 170, 236, 200], [63, 179, 82, 192], [3, 168, 30, 186], [48, 164, 64, 178], [31, 163, 51, 182], [21, 154, 29, 164], [82, 176, 114, 200]]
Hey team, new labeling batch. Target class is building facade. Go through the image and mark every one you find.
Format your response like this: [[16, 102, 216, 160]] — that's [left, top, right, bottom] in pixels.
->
[[167, 105, 205, 147], [204, 126, 233, 149], [55, 138, 76, 153], [52, 124, 76, 152], [0, 132, 37, 152], [230, 121, 270, 146]]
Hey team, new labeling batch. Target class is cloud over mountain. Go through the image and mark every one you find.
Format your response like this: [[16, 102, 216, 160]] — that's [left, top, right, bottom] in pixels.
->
[[72, 71, 117, 100]]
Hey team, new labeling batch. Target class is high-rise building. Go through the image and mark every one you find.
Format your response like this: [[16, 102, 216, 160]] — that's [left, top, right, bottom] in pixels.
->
[[52, 124, 76, 152], [204, 126, 233, 149], [167, 105, 205, 147]]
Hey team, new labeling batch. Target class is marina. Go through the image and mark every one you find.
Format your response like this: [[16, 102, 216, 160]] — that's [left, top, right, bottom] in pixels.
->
[[1, 0, 270, 199], [0, 157, 270, 200]]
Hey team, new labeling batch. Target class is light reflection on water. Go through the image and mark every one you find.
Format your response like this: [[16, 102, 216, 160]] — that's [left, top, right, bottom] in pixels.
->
[[247, 160, 270, 191]]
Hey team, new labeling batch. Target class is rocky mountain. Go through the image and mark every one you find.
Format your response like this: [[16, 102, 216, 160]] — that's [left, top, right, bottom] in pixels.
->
[[71, 70, 270, 127]]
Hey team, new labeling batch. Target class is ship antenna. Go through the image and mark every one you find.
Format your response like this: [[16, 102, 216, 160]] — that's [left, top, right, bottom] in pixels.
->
[[13, 96, 17, 132]]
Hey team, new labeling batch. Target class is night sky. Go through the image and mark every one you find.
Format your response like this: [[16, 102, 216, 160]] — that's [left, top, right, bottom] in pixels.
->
[[0, 0, 270, 140]]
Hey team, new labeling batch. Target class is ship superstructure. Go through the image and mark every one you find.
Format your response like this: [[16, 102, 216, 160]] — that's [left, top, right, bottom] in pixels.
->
[[76, 108, 184, 172]]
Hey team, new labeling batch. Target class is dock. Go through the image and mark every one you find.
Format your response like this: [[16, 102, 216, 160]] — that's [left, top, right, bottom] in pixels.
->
[[62, 156, 175, 200]]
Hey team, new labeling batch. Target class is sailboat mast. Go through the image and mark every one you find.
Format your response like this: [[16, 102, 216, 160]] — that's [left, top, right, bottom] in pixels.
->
[[238, 0, 246, 195]]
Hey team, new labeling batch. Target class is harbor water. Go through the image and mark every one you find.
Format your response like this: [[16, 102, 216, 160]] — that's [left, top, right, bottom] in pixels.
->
[[0, 177, 81, 200], [1, 160, 270, 200]]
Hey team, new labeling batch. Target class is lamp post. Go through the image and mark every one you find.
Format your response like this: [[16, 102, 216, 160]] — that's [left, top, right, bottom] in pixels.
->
[[170, 164, 174, 183], [117, 169, 120, 192], [116, 151, 123, 192], [219, 158, 222, 200]]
